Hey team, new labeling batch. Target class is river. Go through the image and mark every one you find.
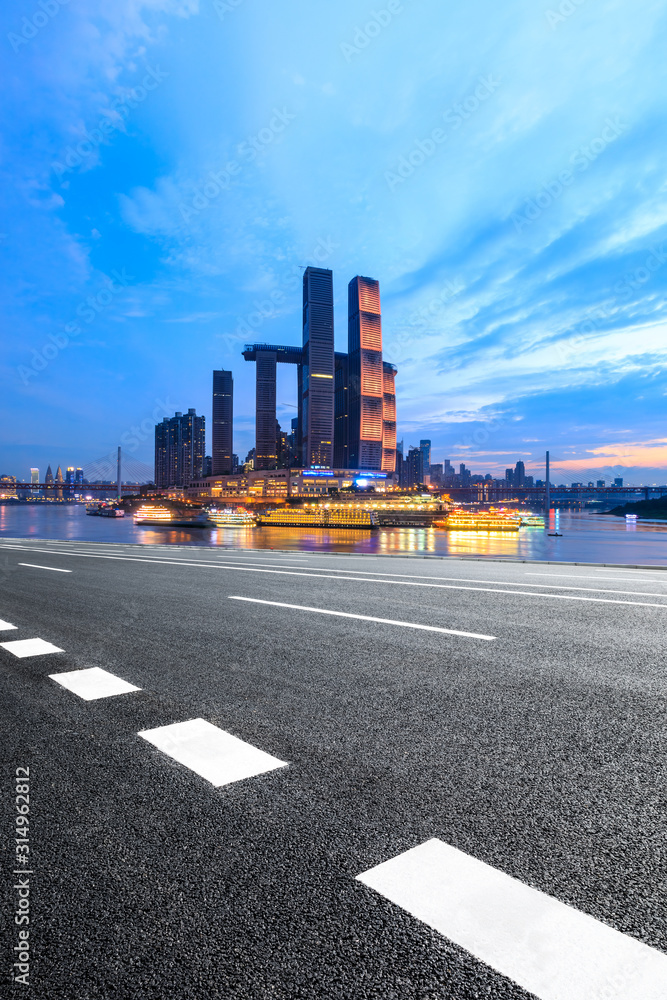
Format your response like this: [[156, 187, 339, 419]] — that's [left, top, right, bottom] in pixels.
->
[[1, 503, 666, 564]]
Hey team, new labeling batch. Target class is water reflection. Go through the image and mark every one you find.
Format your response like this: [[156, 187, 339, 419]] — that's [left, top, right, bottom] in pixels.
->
[[1, 504, 667, 565]]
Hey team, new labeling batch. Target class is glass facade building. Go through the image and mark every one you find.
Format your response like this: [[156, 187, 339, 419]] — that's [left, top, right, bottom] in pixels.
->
[[155, 409, 205, 488], [212, 370, 233, 475]]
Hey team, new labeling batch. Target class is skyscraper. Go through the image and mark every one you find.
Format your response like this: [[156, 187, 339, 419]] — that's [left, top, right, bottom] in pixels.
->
[[302, 266, 334, 468], [514, 460, 525, 487], [333, 351, 349, 469], [75, 468, 84, 485], [348, 275, 383, 470], [419, 440, 431, 473], [406, 447, 424, 488], [382, 363, 397, 473], [45, 465, 53, 485], [254, 351, 278, 470], [212, 370, 233, 475], [154, 409, 205, 488]]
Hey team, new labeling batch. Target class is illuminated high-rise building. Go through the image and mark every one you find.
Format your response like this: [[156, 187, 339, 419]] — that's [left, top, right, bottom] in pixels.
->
[[75, 468, 84, 484], [212, 370, 233, 475], [301, 266, 334, 468], [154, 409, 205, 488], [348, 276, 383, 470], [382, 363, 397, 473]]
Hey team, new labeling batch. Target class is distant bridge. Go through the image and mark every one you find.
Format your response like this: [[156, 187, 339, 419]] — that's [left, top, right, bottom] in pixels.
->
[[8, 483, 142, 494], [439, 485, 667, 502]]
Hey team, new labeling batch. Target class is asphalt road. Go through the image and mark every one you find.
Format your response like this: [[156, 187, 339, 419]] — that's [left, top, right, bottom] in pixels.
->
[[1, 538, 667, 999]]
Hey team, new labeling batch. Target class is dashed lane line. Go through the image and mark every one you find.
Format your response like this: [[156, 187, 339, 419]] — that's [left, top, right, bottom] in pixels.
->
[[357, 839, 667, 1000], [138, 718, 287, 788], [0, 638, 64, 658], [228, 596, 497, 640], [49, 667, 140, 700]]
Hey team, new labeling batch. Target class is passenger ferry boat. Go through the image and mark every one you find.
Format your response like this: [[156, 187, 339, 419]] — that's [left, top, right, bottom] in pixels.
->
[[98, 505, 125, 518], [133, 504, 213, 527], [256, 507, 379, 529], [207, 507, 256, 527], [434, 512, 520, 531], [85, 503, 101, 515], [520, 513, 545, 527]]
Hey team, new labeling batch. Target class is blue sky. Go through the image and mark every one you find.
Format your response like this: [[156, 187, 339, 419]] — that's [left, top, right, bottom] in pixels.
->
[[2, 0, 667, 483]]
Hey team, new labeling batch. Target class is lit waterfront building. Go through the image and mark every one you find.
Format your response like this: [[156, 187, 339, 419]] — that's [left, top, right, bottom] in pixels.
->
[[212, 370, 233, 475], [154, 409, 205, 488], [186, 467, 397, 500]]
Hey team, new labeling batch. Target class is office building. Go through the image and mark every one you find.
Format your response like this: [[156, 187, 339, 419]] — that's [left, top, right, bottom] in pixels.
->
[[302, 266, 334, 468], [243, 343, 303, 470], [348, 276, 383, 470], [334, 351, 349, 469], [419, 440, 431, 473], [406, 447, 424, 488], [212, 370, 233, 475], [514, 460, 526, 487], [243, 268, 397, 473], [154, 409, 205, 488], [614, 477, 623, 487], [75, 468, 84, 485], [382, 363, 397, 473]]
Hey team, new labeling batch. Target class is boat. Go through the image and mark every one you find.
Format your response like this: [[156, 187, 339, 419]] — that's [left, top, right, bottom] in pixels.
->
[[256, 507, 379, 529], [207, 507, 256, 527], [133, 504, 214, 527], [85, 503, 101, 516], [98, 505, 125, 517], [434, 512, 521, 531], [520, 514, 545, 527]]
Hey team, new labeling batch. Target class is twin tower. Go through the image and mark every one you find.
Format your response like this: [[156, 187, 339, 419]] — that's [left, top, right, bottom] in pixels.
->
[[241, 267, 397, 473]]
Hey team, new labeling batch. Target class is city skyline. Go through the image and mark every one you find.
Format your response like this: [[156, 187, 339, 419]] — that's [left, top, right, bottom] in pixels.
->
[[3, 1, 667, 482]]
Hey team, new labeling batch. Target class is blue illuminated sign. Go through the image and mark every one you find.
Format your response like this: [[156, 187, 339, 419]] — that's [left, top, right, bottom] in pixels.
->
[[302, 470, 334, 477]]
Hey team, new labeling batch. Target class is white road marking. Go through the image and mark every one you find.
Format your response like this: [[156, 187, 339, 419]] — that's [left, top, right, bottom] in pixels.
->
[[0, 620, 17, 631], [526, 571, 662, 584], [18, 563, 72, 573], [138, 718, 287, 787], [203, 558, 667, 598], [228, 596, 497, 640], [357, 839, 667, 1000], [49, 667, 140, 700], [2, 544, 667, 608], [0, 638, 64, 658]]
